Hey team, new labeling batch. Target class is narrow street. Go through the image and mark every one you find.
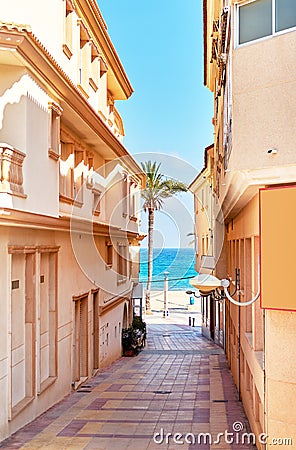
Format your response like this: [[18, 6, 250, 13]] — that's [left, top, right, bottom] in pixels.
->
[[1, 324, 255, 450]]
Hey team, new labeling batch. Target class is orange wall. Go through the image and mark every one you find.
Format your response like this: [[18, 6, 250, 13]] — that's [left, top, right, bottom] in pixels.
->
[[260, 186, 296, 311]]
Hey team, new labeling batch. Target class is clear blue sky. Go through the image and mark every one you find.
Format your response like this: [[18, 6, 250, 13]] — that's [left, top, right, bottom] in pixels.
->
[[97, 0, 214, 247]]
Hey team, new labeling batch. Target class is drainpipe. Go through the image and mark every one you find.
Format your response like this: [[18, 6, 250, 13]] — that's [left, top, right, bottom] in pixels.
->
[[263, 309, 267, 447], [223, 296, 226, 350], [235, 267, 241, 401], [238, 288, 241, 401]]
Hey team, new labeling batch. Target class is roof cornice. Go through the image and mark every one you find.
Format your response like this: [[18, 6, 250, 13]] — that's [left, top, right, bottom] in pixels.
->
[[74, 0, 134, 99], [0, 208, 143, 238], [203, 0, 208, 86], [189, 144, 214, 190]]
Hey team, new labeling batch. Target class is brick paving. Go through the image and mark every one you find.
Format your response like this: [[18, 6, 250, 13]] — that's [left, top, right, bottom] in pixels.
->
[[0, 324, 255, 449]]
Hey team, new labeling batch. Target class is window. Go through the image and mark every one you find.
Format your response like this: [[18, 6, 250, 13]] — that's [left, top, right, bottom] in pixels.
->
[[195, 234, 199, 255], [92, 190, 101, 215], [238, 0, 296, 45], [122, 173, 128, 217], [194, 194, 199, 214], [63, 0, 74, 59], [276, 0, 296, 32], [106, 241, 113, 268], [239, 0, 272, 44], [78, 20, 91, 95], [117, 243, 128, 282], [87, 153, 94, 170], [48, 102, 62, 161], [90, 42, 100, 92], [60, 141, 74, 201], [130, 192, 135, 218], [129, 180, 138, 220], [74, 149, 84, 204], [59, 139, 84, 205]]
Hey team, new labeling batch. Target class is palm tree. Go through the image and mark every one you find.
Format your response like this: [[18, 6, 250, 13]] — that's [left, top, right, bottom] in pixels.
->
[[141, 161, 187, 313]]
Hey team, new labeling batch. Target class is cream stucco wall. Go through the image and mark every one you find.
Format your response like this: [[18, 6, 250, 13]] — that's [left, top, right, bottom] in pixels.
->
[[1, 0, 129, 135], [0, 67, 59, 216], [0, 225, 133, 440], [231, 31, 296, 172], [0, 0, 144, 442], [2, 1, 64, 67]]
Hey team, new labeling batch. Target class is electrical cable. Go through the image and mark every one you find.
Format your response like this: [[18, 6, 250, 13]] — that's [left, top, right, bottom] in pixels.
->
[[140, 275, 196, 283]]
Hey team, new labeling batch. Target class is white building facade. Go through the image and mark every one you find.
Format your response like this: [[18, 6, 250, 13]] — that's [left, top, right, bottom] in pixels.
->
[[0, 0, 144, 440]]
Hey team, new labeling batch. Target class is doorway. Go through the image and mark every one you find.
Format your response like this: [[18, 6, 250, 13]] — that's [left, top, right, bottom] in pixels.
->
[[73, 295, 88, 382]]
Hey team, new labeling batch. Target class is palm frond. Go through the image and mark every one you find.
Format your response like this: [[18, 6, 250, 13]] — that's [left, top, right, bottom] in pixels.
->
[[141, 160, 187, 211]]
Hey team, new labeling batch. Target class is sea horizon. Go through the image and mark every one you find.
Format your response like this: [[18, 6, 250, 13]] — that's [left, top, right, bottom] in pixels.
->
[[139, 247, 197, 291]]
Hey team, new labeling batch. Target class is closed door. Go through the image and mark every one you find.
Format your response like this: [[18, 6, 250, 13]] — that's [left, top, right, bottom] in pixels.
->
[[93, 292, 99, 370], [74, 296, 88, 382]]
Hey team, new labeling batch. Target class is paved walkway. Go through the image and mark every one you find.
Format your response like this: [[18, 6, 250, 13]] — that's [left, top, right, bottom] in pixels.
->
[[1, 324, 255, 450]]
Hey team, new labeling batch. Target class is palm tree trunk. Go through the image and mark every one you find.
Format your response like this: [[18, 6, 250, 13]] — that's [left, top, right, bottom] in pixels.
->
[[146, 207, 154, 313]]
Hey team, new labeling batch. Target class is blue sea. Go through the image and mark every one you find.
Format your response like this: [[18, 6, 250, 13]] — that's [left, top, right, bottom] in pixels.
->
[[139, 248, 197, 291]]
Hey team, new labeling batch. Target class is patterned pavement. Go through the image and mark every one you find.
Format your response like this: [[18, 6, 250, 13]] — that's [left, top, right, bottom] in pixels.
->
[[0, 324, 255, 449]]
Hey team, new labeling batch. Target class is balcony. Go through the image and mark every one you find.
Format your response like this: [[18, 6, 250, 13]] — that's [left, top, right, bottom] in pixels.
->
[[99, 104, 124, 142], [0, 144, 26, 197]]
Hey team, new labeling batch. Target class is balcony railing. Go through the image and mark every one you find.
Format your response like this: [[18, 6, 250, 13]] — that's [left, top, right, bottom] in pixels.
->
[[0, 144, 26, 196]]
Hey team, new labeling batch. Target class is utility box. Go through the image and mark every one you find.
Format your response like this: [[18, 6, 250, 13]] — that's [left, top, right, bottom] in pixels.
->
[[132, 283, 145, 318]]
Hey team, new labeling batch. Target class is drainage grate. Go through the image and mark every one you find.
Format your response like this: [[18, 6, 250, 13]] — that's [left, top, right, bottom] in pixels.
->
[[212, 399, 228, 403], [162, 334, 171, 337], [77, 389, 92, 393], [153, 390, 172, 395]]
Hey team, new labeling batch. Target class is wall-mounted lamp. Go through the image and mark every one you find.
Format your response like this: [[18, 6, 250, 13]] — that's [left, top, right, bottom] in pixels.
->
[[190, 274, 226, 295], [189, 269, 260, 306]]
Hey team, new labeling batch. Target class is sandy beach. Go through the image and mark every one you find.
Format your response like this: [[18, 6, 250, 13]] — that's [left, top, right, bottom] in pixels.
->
[[145, 290, 202, 326]]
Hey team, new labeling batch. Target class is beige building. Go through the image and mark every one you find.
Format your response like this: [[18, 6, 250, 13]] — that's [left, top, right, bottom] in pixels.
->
[[0, 0, 144, 441], [203, 0, 296, 448], [190, 144, 226, 347], [190, 145, 214, 276]]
